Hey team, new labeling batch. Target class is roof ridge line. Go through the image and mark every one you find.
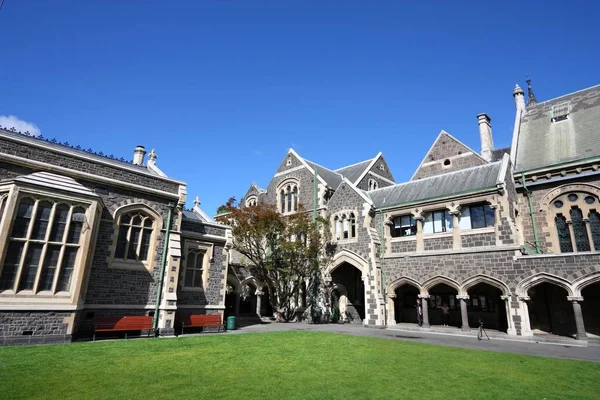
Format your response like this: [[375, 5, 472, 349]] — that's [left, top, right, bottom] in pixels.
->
[[334, 155, 378, 171]]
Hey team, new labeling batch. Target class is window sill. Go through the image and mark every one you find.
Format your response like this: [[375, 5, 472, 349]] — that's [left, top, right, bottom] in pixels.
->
[[423, 232, 453, 238], [109, 260, 151, 272], [390, 236, 417, 242], [460, 227, 495, 236], [333, 238, 358, 244]]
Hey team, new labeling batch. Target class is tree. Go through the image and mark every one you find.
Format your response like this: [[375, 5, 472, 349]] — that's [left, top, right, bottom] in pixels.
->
[[220, 197, 331, 321]]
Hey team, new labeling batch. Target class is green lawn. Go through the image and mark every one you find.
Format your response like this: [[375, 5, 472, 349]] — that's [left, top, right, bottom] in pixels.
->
[[1, 331, 599, 400]]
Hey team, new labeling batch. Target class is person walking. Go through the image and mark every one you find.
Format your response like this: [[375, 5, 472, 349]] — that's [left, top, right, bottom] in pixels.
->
[[441, 303, 450, 326], [416, 298, 423, 327]]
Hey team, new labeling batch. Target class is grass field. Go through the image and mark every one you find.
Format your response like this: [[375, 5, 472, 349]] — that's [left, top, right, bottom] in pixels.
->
[[1, 331, 599, 399]]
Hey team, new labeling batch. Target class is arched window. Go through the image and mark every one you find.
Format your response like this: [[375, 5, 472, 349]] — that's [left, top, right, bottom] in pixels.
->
[[342, 214, 349, 239], [293, 186, 298, 211], [277, 181, 299, 214], [114, 211, 155, 262], [367, 179, 378, 191], [550, 191, 600, 253], [0, 197, 87, 293], [280, 189, 285, 213], [349, 213, 356, 238], [287, 185, 292, 212], [333, 212, 357, 240], [245, 196, 257, 208], [334, 216, 341, 239]]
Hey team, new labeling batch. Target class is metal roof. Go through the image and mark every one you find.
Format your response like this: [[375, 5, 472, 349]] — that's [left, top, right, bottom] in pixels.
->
[[6, 171, 98, 197], [335, 158, 374, 184], [514, 84, 600, 172], [368, 160, 504, 208]]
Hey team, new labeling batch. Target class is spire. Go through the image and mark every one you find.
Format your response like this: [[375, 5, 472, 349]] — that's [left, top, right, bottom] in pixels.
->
[[526, 74, 538, 106]]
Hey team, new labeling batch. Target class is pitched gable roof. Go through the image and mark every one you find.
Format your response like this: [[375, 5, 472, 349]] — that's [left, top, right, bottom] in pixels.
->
[[370, 157, 507, 209], [287, 149, 344, 190], [335, 156, 377, 184], [513, 84, 600, 172], [410, 130, 487, 181]]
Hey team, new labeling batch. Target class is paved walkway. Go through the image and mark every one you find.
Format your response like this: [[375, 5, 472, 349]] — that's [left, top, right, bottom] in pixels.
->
[[224, 321, 600, 363]]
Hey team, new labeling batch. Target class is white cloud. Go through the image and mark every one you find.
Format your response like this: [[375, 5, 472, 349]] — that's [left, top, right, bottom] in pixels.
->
[[0, 115, 41, 136]]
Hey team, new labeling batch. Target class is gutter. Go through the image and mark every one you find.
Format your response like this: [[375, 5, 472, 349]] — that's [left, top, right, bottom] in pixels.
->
[[153, 203, 175, 335], [376, 186, 498, 211], [521, 174, 541, 254]]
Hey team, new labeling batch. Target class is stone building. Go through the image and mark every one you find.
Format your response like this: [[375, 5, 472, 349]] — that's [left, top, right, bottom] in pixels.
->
[[233, 81, 600, 341], [0, 127, 231, 345]]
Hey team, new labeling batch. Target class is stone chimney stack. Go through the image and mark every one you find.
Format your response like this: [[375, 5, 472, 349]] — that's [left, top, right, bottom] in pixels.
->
[[133, 145, 146, 166], [477, 113, 494, 162], [513, 84, 525, 110]]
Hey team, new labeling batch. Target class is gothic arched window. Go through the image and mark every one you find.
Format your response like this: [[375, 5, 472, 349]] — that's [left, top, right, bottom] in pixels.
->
[[550, 191, 600, 253], [590, 210, 600, 251], [570, 207, 590, 252], [555, 213, 573, 253]]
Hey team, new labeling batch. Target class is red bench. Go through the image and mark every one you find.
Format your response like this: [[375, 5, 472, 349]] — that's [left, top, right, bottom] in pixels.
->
[[92, 316, 153, 341], [180, 314, 224, 335]]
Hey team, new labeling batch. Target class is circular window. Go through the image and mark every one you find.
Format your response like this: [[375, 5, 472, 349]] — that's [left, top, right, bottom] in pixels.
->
[[443, 159, 451, 166], [553, 200, 564, 208], [584, 195, 596, 204], [567, 194, 578, 202]]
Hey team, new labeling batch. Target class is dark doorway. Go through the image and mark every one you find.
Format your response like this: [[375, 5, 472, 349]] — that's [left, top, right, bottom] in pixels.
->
[[581, 282, 600, 336], [527, 282, 575, 337], [394, 284, 420, 324], [239, 283, 257, 315], [331, 262, 365, 321], [428, 283, 460, 327], [467, 283, 508, 332]]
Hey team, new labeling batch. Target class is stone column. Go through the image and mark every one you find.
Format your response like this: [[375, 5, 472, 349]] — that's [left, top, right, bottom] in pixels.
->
[[256, 290, 263, 318], [457, 295, 470, 331], [518, 296, 533, 337], [501, 295, 517, 335], [387, 294, 396, 325], [584, 219, 595, 251], [568, 296, 587, 340], [415, 216, 424, 252], [566, 221, 577, 251], [451, 210, 461, 249], [419, 294, 430, 328]]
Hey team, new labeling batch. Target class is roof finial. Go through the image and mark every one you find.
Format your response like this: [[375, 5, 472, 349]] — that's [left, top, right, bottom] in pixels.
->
[[525, 73, 538, 106], [193, 196, 201, 207], [148, 148, 157, 161]]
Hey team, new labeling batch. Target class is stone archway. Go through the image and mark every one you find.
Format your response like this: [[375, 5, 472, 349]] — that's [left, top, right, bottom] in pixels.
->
[[387, 277, 422, 326], [574, 273, 600, 337], [330, 263, 365, 322], [461, 275, 513, 334], [526, 282, 575, 338]]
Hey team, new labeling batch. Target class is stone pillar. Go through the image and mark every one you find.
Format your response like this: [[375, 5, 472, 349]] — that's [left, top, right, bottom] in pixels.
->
[[451, 211, 461, 249], [457, 295, 470, 331], [584, 219, 595, 251], [387, 294, 396, 325], [518, 296, 533, 337], [501, 295, 517, 336], [568, 296, 587, 340], [566, 221, 577, 251], [415, 216, 424, 252], [419, 294, 430, 328], [256, 290, 263, 318]]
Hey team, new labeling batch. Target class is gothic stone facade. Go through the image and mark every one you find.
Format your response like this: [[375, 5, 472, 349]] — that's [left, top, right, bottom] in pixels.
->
[[0, 128, 231, 345]]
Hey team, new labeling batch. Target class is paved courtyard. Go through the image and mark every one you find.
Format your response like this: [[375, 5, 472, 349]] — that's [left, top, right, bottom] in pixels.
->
[[222, 321, 600, 363]]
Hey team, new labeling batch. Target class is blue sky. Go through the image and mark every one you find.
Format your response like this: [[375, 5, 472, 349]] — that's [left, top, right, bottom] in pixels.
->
[[1, 1, 598, 215]]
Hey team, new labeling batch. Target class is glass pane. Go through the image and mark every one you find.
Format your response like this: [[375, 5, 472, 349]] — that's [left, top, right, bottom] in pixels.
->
[[121, 214, 131, 224], [115, 226, 129, 259], [143, 218, 153, 228], [67, 208, 85, 244], [423, 213, 433, 234], [589, 211, 600, 251], [584, 196, 596, 205], [433, 211, 444, 233], [287, 190, 291, 212], [0, 242, 25, 290], [186, 251, 197, 268], [132, 215, 142, 226], [193, 268, 202, 287], [484, 205, 496, 227], [127, 227, 142, 260], [18, 243, 44, 291], [184, 268, 194, 287], [280, 190, 285, 213], [553, 200, 564, 208], [471, 206, 486, 229], [50, 204, 70, 242], [12, 198, 35, 238], [39, 245, 61, 291], [571, 207, 590, 251], [196, 253, 204, 271], [139, 229, 152, 261], [555, 214, 573, 253], [445, 212, 453, 232], [459, 207, 471, 230], [57, 247, 78, 292], [32, 201, 53, 240], [567, 194, 578, 202]]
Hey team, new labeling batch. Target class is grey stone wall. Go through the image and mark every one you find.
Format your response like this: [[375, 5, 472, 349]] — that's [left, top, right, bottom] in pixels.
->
[[423, 236, 453, 251], [355, 155, 396, 190], [462, 233, 496, 248], [0, 136, 180, 193], [0, 311, 71, 337], [391, 240, 417, 253], [264, 154, 320, 212]]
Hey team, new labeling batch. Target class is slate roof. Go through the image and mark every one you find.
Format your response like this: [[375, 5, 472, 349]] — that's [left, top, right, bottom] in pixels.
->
[[182, 208, 215, 223], [491, 147, 511, 162], [368, 160, 504, 208], [303, 159, 344, 189], [335, 158, 374, 184], [3, 171, 98, 198], [514, 84, 600, 172]]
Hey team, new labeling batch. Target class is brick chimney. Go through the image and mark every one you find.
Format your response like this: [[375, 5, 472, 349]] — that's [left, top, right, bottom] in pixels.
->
[[477, 113, 494, 162], [133, 145, 146, 166]]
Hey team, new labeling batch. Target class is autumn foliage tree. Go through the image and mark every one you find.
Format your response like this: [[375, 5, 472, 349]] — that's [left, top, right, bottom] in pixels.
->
[[220, 197, 331, 321]]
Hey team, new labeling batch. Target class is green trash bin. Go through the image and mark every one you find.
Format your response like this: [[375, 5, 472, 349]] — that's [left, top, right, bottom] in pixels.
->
[[226, 316, 236, 331]]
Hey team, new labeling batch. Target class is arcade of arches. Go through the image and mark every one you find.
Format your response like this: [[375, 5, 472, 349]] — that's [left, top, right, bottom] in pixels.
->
[[389, 275, 600, 340]]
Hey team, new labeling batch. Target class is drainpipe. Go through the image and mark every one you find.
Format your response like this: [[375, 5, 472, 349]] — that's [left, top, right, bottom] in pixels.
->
[[153, 203, 175, 335], [379, 209, 388, 324], [521, 174, 541, 254], [313, 166, 318, 222]]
